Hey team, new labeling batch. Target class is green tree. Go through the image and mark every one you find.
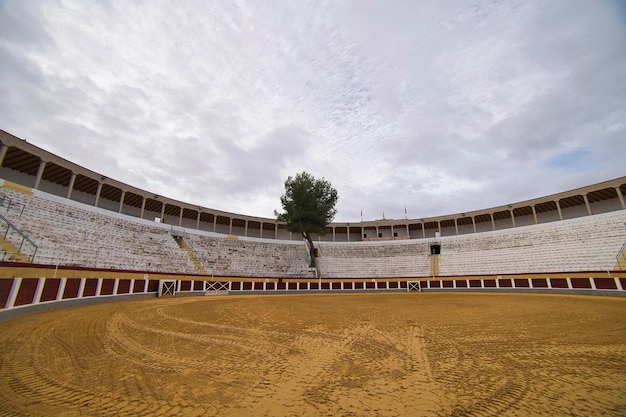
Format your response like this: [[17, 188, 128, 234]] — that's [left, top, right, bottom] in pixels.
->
[[275, 172, 339, 267]]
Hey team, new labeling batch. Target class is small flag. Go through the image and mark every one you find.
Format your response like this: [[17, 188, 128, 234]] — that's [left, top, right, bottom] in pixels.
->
[[405, 205, 408, 219]]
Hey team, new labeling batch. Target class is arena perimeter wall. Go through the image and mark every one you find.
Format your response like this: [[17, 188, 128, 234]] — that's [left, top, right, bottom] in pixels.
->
[[1, 268, 625, 321]]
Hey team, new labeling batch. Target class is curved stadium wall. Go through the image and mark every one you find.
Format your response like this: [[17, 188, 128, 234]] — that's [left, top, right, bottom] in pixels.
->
[[0, 129, 625, 318]]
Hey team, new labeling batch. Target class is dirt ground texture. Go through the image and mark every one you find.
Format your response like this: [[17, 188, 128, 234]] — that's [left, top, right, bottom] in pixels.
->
[[0, 292, 625, 417]]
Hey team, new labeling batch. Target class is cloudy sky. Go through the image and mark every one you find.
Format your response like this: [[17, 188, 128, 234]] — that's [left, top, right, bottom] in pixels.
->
[[1, 0, 625, 222]]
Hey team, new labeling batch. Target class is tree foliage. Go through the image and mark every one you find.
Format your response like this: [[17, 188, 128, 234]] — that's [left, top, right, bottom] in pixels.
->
[[275, 172, 338, 266]]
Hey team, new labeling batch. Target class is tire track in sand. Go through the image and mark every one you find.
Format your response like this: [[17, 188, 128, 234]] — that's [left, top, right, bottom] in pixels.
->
[[238, 320, 447, 417]]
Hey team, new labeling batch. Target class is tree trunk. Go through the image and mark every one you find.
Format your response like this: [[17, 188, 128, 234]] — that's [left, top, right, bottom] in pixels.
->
[[302, 231, 316, 267]]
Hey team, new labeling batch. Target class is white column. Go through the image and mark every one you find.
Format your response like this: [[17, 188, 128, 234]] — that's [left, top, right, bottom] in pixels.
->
[[57, 278, 67, 300], [34, 160, 46, 189], [78, 278, 86, 298], [118, 191, 126, 213], [615, 277, 623, 291], [6, 277, 22, 308], [556, 200, 564, 220], [66, 172, 76, 199], [140, 197, 146, 219], [94, 182, 103, 207], [34, 278, 45, 303], [96, 278, 103, 296], [113, 279, 120, 295], [583, 195, 592, 215], [566, 277, 572, 289], [130, 279, 135, 293]]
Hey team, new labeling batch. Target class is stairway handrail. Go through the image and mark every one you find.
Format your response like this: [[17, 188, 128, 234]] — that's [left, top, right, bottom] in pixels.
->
[[170, 226, 197, 251], [0, 212, 38, 261], [617, 240, 626, 270], [0, 194, 26, 218]]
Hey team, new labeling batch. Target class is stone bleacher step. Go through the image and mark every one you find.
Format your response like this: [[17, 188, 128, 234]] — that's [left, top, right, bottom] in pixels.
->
[[0, 236, 32, 263], [175, 236, 208, 275]]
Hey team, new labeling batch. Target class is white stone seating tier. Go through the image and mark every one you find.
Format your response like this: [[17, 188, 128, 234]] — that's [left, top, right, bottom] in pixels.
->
[[1, 185, 625, 278], [436, 210, 626, 275], [0, 187, 198, 273], [185, 234, 310, 278], [314, 210, 626, 278], [316, 241, 431, 278]]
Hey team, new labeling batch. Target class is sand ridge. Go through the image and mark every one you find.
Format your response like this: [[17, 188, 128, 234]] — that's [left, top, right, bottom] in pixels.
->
[[0, 293, 625, 416]]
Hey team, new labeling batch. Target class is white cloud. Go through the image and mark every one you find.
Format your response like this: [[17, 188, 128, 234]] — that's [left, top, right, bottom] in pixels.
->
[[1, 0, 624, 223]]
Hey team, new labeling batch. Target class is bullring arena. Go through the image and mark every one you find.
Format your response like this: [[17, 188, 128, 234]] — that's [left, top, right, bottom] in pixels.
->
[[0, 129, 625, 416]]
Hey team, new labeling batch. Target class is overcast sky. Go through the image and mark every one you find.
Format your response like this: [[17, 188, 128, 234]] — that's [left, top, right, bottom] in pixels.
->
[[1, 0, 625, 222]]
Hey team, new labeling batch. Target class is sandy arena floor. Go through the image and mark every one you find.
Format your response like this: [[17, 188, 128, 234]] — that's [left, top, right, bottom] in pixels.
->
[[0, 292, 625, 416]]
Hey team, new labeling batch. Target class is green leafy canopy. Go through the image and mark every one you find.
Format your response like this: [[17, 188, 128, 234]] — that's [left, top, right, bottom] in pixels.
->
[[275, 172, 338, 235]]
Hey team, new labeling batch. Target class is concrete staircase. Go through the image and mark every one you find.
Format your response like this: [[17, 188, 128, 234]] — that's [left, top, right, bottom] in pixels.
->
[[0, 236, 31, 262], [175, 236, 207, 275], [430, 254, 440, 277]]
